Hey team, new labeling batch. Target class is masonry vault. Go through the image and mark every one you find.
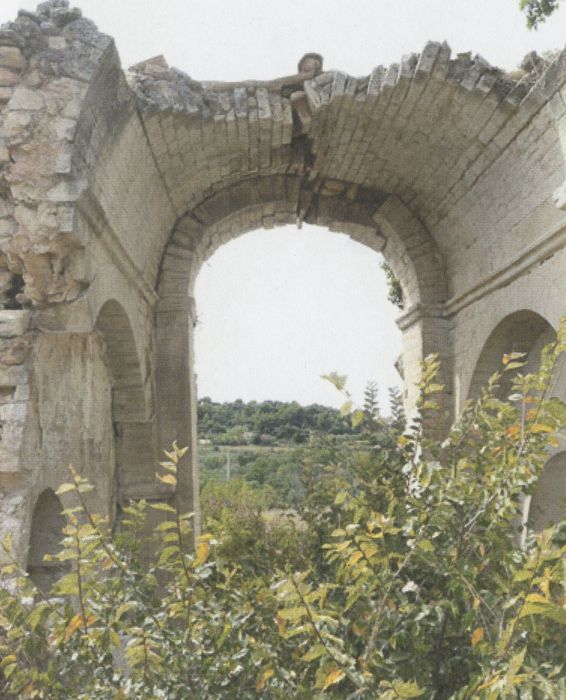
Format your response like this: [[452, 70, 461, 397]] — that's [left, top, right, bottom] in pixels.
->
[[1, 0, 566, 566]]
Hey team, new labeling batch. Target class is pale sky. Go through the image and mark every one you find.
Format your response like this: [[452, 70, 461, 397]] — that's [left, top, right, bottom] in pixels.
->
[[2, 0, 565, 410]]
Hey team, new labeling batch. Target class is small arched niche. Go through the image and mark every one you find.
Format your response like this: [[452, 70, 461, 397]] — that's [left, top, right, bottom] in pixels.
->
[[27, 489, 66, 592], [467, 310, 556, 402], [95, 300, 154, 503], [529, 452, 566, 532]]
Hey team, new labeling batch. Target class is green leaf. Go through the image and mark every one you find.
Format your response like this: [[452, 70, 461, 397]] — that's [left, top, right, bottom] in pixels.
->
[[340, 401, 353, 416], [53, 572, 79, 596], [417, 539, 434, 553], [278, 607, 308, 622], [303, 643, 326, 662], [519, 599, 566, 624], [27, 603, 50, 631], [391, 680, 425, 698], [158, 545, 180, 565], [149, 502, 177, 513], [321, 372, 347, 391]]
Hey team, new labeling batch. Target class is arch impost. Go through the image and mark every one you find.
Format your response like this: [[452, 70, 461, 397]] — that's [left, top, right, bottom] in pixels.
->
[[396, 302, 446, 331]]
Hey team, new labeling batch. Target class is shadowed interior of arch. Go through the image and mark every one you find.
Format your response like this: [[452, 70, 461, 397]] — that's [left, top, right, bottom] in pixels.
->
[[27, 489, 67, 592], [529, 451, 566, 532], [95, 300, 154, 505], [467, 310, 557, 403]]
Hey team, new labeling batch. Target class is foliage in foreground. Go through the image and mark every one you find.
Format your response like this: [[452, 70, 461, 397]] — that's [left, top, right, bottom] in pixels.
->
[[1, 331, 566, 698]]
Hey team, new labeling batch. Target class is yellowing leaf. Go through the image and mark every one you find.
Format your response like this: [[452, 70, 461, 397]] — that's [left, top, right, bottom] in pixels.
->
[[322, 667, 345, 690], [256, 667, 274, 692], [276, 614, 286, 636], [348, 550, 363, 566], [504, 361, 526, 371], [156, 473, 177, 486], [471, 627, 484, 648], [55, 483, 76, 495], [340, 400, 353, 417], [1, 532, 12, 553], [530, 423, 553, 434], [505, 424, 521, 438], [351, 409, 365, 428], [65, 614, 84, 641], [503, 352, 526, 365], [195, 540, 210, 566]]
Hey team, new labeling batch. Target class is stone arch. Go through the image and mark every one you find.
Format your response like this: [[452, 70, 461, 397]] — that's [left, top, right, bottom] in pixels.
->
[[1, 1, 566, 556], [27, 488, 65, 592], [95, 300, 154, 503], [466, 310, 556, 402], [528, 451, 566, 532], [153, 175, 450, 526]]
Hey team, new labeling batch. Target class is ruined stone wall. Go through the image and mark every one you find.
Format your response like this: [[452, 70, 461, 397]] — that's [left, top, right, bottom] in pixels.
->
[[0, 0, 565, 562]]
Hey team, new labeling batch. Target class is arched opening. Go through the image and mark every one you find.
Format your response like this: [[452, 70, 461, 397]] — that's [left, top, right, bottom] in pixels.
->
[[154, 183, 450, 530], [194, 225, 403, 410], [95, 301, 153, 505], [468, 311, 566, 538], [27, 489, 66, 592], [528, 452, 566, 532], [467, 310, 556, 402]]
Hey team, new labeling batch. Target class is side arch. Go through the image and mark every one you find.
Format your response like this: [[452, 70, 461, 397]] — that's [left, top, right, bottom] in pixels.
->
[[528, 451, 566, 532], [95, 300, 154, 502], [466, 310, 556, 402], [27, 489, 66, 592]]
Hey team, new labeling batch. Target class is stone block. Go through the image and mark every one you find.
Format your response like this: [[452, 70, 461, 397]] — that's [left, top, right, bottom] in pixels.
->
[[0, 87, 13, 104], [8, 86, 44, 111], [0, 68, 19, 88], [48, 36, 67, 50], [0, 402, 26, 421], [0, 338, 29, 366], [0, 47, 24, 72]]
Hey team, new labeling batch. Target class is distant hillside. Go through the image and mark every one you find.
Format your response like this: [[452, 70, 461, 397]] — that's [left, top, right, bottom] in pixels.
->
[[197, 398, 356, 445]]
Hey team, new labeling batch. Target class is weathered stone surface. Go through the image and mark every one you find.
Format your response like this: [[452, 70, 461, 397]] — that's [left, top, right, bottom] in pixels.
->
[[0, 47, 25, 71], [0, 68, 19, 87], [0, 0, 565, 565], [8, 86, 44, 110], [0, 311, 30, 338]]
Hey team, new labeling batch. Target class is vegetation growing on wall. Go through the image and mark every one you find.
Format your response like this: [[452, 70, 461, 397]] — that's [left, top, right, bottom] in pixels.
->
[[1, 333, 566, 698], [380, 261, 404, 310]]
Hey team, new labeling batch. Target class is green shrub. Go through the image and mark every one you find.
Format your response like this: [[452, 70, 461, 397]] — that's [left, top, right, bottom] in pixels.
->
[[1, 328, 566, 698]]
